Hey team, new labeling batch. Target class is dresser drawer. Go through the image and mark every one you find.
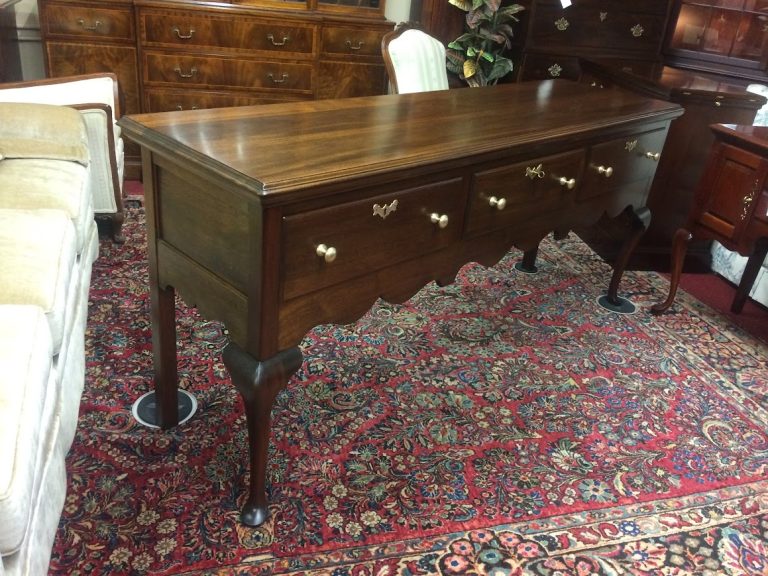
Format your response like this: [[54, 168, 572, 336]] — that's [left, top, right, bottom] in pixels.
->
[[143, 88, 310, 112], [42, 2, 134, 41], [519, 53, 581, 81], [321, 25, 387, 58], [467, 150, 585, 235], [535, 0, 669, 14], [143, 52, 313, 92], [579, 129, 668, 201], [282, 178, 466, 300], [139, 10, 316, 57], [530, 5, 665, 52]]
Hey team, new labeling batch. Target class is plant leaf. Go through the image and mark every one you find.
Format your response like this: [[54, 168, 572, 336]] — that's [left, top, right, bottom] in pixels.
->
[[448, 0, 472, 11], [463, 59, 478, 79]]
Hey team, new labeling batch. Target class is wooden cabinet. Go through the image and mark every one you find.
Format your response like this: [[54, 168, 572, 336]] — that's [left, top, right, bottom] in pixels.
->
[[519, 0, 672, 81], [38, 0, 141, 176], [0, 0, 22, 82], [653, 123, 768, 313], [37, 0, 392, 178], [665, 0, 768, 82], [575, 58, 766, 270]]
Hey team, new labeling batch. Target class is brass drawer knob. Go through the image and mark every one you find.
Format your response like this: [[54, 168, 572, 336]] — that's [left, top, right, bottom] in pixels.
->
[[645, 151, 661, 161], [316, 244, 337, 263], [558, 176, 576, 189], [596, 165, 613, 177], [345, 40, 365, 51], [430, 213, 449, 228], [488, 196, 507, 210]]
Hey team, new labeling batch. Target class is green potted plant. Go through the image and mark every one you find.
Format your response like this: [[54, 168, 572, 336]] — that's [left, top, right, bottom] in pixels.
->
[[446, 0, 525, 87]]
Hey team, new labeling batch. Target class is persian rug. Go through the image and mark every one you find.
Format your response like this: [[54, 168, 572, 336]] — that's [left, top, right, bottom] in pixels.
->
[[50, 205, 768, 575]]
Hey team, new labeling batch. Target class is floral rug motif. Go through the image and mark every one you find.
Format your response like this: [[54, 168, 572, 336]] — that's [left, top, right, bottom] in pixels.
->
[[50, 206, 768, 575]]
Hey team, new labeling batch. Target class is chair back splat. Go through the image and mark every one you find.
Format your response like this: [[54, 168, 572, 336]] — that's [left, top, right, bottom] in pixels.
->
[[382, 23, 450, 95]]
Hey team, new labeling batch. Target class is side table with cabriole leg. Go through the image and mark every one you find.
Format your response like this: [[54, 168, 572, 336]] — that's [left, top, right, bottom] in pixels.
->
[[652, 124, 768, 314]]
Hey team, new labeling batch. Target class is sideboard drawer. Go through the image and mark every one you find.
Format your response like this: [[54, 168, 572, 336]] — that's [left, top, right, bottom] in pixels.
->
[[282, 178, 466, 300], [143, 52, 314, 92], [43, 2, 134, 41], [143, 88, 309, 112], [140, 10, 316, 57], [321, 25, 387, 58], [579, 129, 668, 200], [467, 150, 585, 235]]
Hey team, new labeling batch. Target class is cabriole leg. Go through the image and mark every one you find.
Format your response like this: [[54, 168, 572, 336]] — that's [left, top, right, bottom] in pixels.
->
[[223, 342, 303, 526]]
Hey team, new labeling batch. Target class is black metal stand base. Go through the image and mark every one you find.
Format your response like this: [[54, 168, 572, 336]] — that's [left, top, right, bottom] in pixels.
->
[[596, 294, 636, 314], [132, 389, 197, 428], [514, 261, 538, 274]]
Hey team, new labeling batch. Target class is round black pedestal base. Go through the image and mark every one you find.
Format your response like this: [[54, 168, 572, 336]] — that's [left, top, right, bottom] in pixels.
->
[[131, 389, 197, 428], [596, 294, 636, 314], [514, 262, 538, 274]]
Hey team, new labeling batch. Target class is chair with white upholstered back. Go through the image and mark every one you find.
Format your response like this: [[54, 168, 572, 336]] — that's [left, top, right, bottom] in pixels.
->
[[381, 24, 450, 95], [0, 73, 126, 242]]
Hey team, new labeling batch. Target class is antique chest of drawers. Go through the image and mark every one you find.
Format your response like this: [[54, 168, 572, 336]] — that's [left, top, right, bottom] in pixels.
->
[[519, 0, 672, 81], [37, 0, 392, 178]]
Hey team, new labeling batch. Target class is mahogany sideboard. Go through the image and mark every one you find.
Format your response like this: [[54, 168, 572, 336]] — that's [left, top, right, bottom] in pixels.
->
[[653, 124, 768, 314], [576, 58, 766, 271], [118, 80, 683, 526]]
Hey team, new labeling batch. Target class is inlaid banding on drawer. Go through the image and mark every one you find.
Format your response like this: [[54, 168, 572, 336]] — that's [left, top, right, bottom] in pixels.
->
[[143, 52, 313, 91], [281, 178, 467, 300], [44, 3, 135, 40], [140, 10, 316, 55], [321, 26, 386, 57]]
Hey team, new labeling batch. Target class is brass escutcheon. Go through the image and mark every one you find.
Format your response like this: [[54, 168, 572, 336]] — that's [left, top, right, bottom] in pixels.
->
[[373, 199, 398, 219], [526, 164, 546, 179]]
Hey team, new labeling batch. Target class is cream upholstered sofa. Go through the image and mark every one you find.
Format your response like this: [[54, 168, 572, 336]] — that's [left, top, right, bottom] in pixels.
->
[[0, 73, 126, 242], [0, 103, 98, 575]]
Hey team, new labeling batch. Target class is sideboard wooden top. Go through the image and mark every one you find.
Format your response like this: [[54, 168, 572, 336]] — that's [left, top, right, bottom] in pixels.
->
[[119, 81, 683, 198]]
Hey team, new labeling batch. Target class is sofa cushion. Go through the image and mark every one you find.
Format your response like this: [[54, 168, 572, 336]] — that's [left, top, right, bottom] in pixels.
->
[[0, 209, 77, 353], [0, 304, 54, 555], [0, 103, 89, 166], [0, 158, 92, 254]]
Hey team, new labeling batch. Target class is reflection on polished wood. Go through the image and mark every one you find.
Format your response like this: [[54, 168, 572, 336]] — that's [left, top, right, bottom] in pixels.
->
[[119, 81, 683, 525]]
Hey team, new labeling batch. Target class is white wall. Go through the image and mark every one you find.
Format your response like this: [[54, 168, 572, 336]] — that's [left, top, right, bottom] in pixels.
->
[[12, 0, 43, 79], [385, 0, 411, 25]]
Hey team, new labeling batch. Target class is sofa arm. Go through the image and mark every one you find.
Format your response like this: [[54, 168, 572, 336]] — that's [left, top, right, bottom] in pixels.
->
[[72, 103, 124, 215]]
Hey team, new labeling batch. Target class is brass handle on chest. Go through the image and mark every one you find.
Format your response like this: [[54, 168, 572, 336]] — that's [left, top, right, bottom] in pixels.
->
[[174, 66, 197, 79], [558, 177, 576, 189], [488, 196, 507, 210], [645, 151, 661, 161], [316, 244, 337, 263], [77, 18, 102, 32], [267, 34, 290, 47], [172, 26, 195, 39], [430, 213, 449, 228], [346, 40, 365, 51], [268, 73, 289, 84]]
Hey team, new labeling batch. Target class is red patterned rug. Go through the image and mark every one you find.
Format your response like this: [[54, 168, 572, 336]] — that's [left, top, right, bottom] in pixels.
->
[[50, 205, 768, 575]]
